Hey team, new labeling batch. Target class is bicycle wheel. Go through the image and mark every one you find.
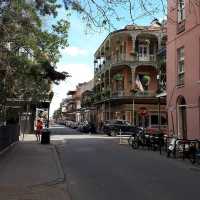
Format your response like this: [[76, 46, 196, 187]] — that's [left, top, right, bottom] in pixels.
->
[[131, 139, 139, 149], [128, 135, 133, 146]]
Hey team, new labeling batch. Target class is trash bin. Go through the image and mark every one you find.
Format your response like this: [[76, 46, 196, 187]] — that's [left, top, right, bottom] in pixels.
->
[[41, 128, 50, 144]]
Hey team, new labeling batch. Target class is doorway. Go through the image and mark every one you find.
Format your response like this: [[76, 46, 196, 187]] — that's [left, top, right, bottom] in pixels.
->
[[177, 96, 187, 139]]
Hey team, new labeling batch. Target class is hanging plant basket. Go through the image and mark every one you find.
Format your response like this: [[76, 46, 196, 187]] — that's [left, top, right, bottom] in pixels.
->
[[142, 75, 151, 86], [113, 73, 123, 81]]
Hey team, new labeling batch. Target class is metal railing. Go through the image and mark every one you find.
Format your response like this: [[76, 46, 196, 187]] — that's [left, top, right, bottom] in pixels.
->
[[134, 90, 156, 97], [138, 54, 156, 62], [111, 53, 136, 64], [94, 53, 157, 74], [0, 124, 20, 151]]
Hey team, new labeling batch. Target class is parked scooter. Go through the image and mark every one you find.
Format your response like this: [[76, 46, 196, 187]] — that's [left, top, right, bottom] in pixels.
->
[[131, 130, 164, 151], [128, 127, 144, 147], [166, 137, 177, 157]]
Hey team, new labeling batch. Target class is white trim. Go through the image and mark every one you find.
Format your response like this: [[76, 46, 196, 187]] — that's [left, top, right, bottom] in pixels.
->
[[156, 92, 167, 98], [178, 104, 199, 108]]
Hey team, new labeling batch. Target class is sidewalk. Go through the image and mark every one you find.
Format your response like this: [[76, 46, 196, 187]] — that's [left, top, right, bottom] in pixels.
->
[[0, 134, 70, 200]]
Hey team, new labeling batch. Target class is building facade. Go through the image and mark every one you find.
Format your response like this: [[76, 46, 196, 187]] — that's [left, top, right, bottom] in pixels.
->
[[94, 22, 167, 130], [62, 80, 94, 122], [167, 0, 200, 139]]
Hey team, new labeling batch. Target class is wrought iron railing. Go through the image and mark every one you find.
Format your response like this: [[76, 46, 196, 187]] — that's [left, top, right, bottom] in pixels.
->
[[0, 124, 19, 151], [134, 90, 156, 97]]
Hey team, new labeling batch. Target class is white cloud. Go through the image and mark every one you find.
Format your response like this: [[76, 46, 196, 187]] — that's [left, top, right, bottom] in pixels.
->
[[50, 63, 94, 116], [60, 46, 88, 57]]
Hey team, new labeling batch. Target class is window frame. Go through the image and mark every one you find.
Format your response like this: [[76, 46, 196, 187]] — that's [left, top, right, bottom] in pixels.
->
[[177, 0, 185, 23], [177, 47, 185, 86]]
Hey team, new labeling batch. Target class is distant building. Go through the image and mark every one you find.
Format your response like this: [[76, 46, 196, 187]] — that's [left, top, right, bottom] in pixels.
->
[[167, 0, 200, 139], [80, 90, 96, 123], [62, 80, 94, 122]]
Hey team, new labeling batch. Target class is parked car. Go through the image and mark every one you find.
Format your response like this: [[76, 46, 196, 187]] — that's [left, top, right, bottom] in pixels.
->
[[78, 121, 96, 133], [103, 120, 142, 136]]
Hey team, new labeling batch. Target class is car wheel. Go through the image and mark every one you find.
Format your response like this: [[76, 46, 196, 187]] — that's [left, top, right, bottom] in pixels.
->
[[128, 135, 133, 146], [110, 130, 117, 137]]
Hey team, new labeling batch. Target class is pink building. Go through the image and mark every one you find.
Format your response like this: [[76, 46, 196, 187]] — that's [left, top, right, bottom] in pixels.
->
[[167, 0, 200, 139]]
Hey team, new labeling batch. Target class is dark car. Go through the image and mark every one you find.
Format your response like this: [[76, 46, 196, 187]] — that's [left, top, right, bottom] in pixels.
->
[[103, 120, 142, 136], [78, 121, 96, 133]]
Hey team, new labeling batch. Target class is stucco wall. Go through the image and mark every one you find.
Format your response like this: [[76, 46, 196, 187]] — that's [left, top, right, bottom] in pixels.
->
[[167, 0, 200, 139]]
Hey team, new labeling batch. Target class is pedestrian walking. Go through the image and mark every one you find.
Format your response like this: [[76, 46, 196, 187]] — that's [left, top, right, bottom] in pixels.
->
[[35, 119, 43, 141]]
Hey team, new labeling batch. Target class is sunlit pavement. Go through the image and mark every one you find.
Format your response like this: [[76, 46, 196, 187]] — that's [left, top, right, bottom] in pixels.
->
[[49, 124, 123, 141]]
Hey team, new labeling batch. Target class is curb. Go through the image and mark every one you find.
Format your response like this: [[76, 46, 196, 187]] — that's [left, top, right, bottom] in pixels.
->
[[0, 141, 18, 156], [51, 145, 65, 182]]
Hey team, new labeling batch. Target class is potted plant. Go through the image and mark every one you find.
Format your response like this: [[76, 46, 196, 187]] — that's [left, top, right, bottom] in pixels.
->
[[113, 73, 123, 81], [141, 75, 151, 90], [130, 51, 138, 57]]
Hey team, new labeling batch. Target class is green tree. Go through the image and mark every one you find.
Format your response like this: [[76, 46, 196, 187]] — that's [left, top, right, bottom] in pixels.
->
[[0, 0, 70, 121], [53, 107, 62, 120]]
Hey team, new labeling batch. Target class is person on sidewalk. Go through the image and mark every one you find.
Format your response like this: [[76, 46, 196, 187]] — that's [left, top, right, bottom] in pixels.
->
[[35, 119, 43, 141]]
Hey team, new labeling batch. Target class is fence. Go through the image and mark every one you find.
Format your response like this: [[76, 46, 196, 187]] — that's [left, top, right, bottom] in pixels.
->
[[0, 124, 20, 151]]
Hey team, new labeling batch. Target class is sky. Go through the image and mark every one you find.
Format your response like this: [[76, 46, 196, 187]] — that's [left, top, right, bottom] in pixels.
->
[[49, 13, 108, 116], [49, 1, 166, 116]]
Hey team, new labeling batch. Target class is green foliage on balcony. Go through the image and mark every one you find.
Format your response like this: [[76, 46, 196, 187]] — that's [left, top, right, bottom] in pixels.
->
[[93, 93, 101, 102], [102, 89, 111, 99], [113, 73, 123, 81], [133, 90, 155, 97], [141, 75, 151, 89]]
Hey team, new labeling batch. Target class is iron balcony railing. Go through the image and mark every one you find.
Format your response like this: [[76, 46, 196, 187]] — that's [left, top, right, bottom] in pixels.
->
[[94, 53, 157, 74], [111, 53, 157, 65], [112, 90, 125, 97], [112, 90, 156, 98], [134, 90, 156, 97]]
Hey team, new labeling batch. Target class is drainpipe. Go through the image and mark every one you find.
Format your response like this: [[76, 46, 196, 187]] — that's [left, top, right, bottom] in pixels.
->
[[158, 97, 161, 133], [47, 103, 50, 128], [132, 98, 135, 125]]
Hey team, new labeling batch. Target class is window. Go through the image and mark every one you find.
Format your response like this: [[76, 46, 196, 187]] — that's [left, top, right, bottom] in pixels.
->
[[177, 47, 184, 85], [178, 0, 185, 22], [151, 115, 159, 125]]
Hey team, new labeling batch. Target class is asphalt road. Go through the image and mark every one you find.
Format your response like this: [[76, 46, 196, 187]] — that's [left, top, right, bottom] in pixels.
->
[[49, 124, 81, 135], [52, 125, 200, 200]]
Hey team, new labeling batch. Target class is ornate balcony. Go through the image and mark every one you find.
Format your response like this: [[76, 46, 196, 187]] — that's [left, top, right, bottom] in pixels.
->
[[112, 90, 125, 97], [133, 90, 156, 97], [110, 53, 157, 68]]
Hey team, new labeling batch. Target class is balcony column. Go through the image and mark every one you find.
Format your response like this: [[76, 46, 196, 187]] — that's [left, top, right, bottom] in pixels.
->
[[131, 67, 136, 125], [123, 69, 128, 96], [109, 68, 111, 97], [132, 98, 135, 125], [158, 36, 162, 51], [104, 72, 106, 99], [100, 75, 102, 99], [131, 34, 136, 53], [131, 67, 136, 91]]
